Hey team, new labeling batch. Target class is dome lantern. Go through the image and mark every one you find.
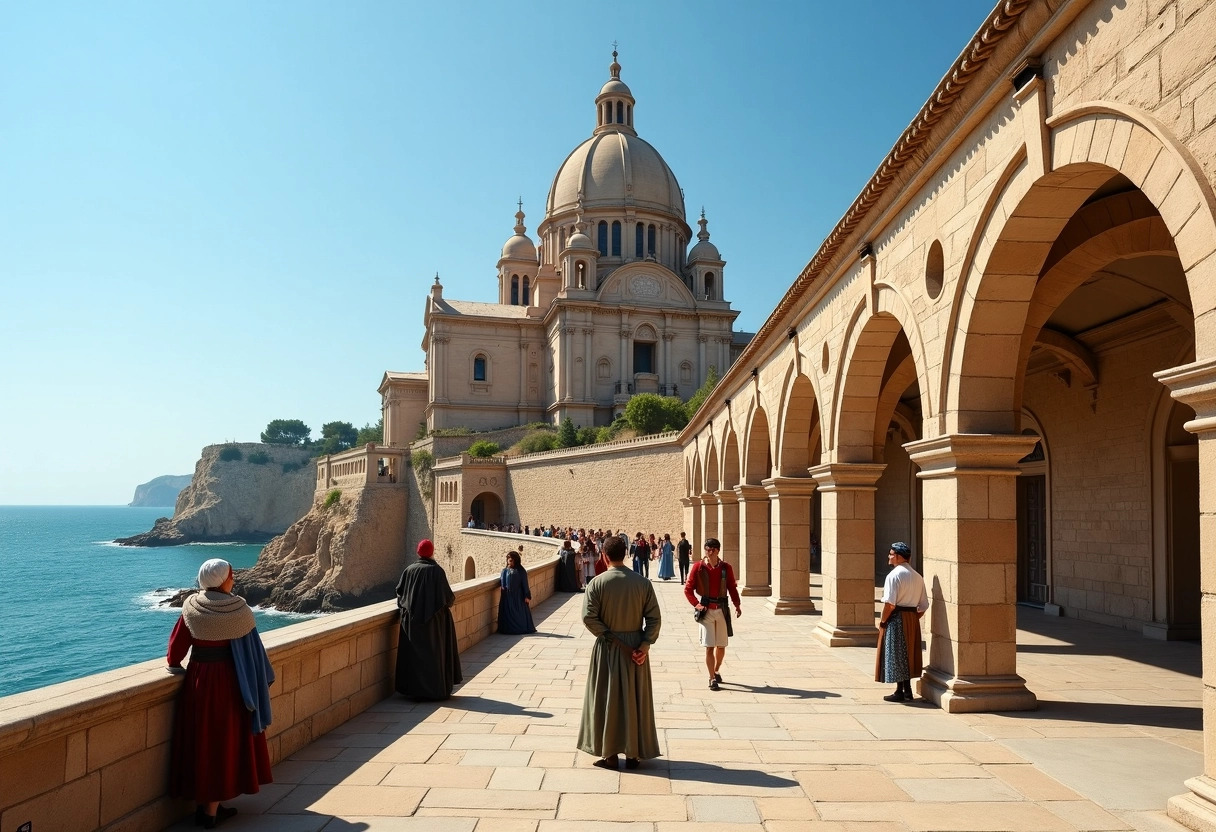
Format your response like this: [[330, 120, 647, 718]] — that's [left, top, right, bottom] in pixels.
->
[[594, 49, 636, 137]]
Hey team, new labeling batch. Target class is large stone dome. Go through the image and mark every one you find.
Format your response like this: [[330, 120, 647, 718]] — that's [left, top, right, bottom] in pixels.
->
[[546, 131, 685, 220]]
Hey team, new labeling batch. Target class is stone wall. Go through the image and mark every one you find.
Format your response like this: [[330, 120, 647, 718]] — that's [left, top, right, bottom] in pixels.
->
[[438, 529, 564, 584], [0, 558, 559, 832]]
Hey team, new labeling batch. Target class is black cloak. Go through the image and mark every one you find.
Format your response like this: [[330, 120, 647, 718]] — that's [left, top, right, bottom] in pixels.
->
[[395, 559, 462, 700]]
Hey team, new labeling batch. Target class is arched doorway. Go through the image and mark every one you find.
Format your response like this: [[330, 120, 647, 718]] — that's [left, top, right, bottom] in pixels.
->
[[1016, 417, 1049, 607], [470, 492, 503, 527]]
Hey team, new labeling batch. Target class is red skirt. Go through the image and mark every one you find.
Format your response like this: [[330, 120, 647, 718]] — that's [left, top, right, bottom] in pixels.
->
[[169, 639, 272, 803]]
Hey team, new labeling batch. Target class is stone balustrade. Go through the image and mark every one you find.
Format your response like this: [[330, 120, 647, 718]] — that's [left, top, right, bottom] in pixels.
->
[[0, 556, 558, 832], [315, 444, 407, 492]]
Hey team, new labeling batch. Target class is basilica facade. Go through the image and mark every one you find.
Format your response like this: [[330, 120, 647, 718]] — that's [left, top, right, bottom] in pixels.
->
[[381, 55, 749, 444]]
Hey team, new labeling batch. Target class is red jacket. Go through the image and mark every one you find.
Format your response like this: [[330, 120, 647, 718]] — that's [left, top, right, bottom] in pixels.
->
[[684, 559, 740, 609]]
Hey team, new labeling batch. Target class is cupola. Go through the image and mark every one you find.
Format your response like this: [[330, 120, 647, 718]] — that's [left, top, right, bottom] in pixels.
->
[[498, 203, 537, 306], [594, 50, 636, 136]]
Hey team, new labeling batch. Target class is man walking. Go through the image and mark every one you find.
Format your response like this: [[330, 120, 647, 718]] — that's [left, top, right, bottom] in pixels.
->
[[684, 538, 741, 691], [394, 539, 463, 701], [577, 536, 662, 770], [676, 532, 692, 583], [875, 541, 928, 702]]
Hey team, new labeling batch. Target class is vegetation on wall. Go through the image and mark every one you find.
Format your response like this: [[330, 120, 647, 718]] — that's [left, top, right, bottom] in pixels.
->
[[323, 488, 342, 509], [684, 365, 719, 420], [625, 393, 689, 435], [411, 449, 435, 499], [467, 440, 501, 458], [247, 450, 271, 465], [218, 445, 243, 462]]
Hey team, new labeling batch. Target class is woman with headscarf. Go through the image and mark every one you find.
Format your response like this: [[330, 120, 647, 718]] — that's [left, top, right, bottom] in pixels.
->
[[497, 550, 537, 634], [167, 558, 274, 829], [395, 539, 463, 701]]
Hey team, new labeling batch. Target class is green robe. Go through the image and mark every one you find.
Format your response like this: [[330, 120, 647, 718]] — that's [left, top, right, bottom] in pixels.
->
[[577, 565, 662, 760]]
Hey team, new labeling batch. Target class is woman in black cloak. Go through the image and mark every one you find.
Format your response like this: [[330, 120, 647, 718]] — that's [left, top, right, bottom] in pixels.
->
[[497, 550, 537, 634], [395, 539, 462, 700]]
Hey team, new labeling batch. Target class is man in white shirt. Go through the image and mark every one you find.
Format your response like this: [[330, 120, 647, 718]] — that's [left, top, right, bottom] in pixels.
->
[[875, 541, 929, 702]]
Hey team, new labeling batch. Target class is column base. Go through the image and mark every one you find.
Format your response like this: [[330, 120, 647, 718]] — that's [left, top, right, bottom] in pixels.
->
[[741, 585, 771, 597], [812, 622, 878, 647], [920, 667, 1037, 713], [765, 597, 817, 615], [1169, 777, 1216, 832]]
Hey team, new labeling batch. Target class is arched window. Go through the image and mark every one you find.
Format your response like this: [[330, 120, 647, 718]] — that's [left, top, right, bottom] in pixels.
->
[[647, 224, 656, 257], [510, 275, 519, 305], [635, 223, 644, 258], [627, 104, 632, 126], [463, 557, 476, 581], [597, 221, 608, 256], [522, 276, 530, 305], [576, 260, 587, 289], [473, 355, 487, 382], [616, 101, 623, 123], [704, 272, 715, 300], [611, 221, 621, 256]]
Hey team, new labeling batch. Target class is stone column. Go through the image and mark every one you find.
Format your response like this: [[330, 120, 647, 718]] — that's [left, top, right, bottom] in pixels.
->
[[518, 341, 529, 406], [762, 476, 817, 614], [734, 484, 771, 596], [583, 328, 593, 401], [698, 335, 707, 384], [715, 489, 740, 574], [663, 332, 674, 391], [619, 325, 631, 390], [1156, 359, 1216, 830], [810, 462, 886, 647], [563, 327, 575, 402], [685, 496, 703, 555], [905, 434, 1038, 713], [700, 493, 719, 543], [433, 335, 449, 402]]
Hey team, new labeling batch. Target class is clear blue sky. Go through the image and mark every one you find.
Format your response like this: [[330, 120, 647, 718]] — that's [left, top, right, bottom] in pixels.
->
[[1, 1, 996, 505]]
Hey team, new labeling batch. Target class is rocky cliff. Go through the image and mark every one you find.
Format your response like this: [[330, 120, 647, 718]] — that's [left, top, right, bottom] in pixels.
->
[[129, 474, 193, 508], [116, 443, 314, 546], [236, 485, 408, 612]]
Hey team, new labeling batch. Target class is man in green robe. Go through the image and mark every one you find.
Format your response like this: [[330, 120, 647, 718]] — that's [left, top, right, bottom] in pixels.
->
[[577, 535, 662, 770]]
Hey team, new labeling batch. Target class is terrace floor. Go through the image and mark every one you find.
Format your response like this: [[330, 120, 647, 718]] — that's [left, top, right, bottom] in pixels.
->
[[171, 577, 1203, 831]]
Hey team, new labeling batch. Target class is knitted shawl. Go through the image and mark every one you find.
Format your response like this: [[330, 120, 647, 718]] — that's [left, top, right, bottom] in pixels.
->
[[181, 590, 257, 642]]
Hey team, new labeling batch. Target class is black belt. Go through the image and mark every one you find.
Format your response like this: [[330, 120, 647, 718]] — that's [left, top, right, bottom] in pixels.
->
[[892, 605, 918, 613], [699, 595, 728, 609], [190, 644, 232, 663]]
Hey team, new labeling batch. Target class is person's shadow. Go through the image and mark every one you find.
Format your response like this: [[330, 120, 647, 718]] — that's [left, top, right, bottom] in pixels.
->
[[719, 682, 841, 700], [634, 761, 801, 791]]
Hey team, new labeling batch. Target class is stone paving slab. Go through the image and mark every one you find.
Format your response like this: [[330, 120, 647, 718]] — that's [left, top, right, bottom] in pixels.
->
[[169, 579, 1202, 831]]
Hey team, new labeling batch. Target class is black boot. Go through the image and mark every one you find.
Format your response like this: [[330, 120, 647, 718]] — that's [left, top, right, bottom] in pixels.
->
[[901, 680, 915, 701], [883, 685, 906, 702]]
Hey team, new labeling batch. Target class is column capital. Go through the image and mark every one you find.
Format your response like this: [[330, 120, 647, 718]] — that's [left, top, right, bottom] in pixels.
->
[[808, 462, 886, 490], [905, 434, 1037, 478], [700, 492, 719, 506], [713, 489, 738, 504], [761, 476, 816, 498], [734, 484, 767, 500], [1156, 358, 1216, 434], [683, 495, 702, 508]]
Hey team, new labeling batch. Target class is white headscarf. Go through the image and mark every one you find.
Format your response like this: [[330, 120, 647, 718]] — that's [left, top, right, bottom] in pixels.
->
[[197, 558, 232, 590]]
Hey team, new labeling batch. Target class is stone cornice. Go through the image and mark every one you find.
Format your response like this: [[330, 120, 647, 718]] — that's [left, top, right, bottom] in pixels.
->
[[905, 433, 1038, 477]]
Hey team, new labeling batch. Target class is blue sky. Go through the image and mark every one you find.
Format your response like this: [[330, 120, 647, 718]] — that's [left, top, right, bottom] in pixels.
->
[[1, 1, 996, 505]]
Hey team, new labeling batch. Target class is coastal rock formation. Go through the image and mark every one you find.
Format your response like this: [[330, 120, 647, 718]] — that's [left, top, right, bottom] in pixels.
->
[[116, 443, 314, 546], [236, 485, 408, 612], [128, 474, 192, 508]]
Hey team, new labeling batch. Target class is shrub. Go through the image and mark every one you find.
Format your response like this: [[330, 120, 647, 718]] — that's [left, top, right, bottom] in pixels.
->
[[525, 421, 552, 430], [218, 446, 243, 462], [625, 394, 688, 435], [282, 461, 303, 473], [247, 450, 271, 465], [557, 417, 579, 448], [576, 426, 599, 446], [516, 431, 558, 454], [467, 440, 501, 458], [431, 426, 473, 437], [685, 365, 719, 420], [323, 489, 341, 509]]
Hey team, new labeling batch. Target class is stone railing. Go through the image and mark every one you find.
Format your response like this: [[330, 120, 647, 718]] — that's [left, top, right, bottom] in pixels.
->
[[315, 444, 407, 492], [0, 555, 559, 832], [510, 430, 679, 463]]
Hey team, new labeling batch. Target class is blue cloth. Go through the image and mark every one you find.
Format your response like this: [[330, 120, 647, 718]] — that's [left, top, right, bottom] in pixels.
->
[[498, 567, 536, 634], [657, 541, 675, 580], [230, 628, 275, 734]]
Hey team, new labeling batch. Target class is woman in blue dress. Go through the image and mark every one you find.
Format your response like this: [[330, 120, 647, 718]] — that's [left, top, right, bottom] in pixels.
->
[[656, 533, 676, 580], [497, 550, 537, 634]]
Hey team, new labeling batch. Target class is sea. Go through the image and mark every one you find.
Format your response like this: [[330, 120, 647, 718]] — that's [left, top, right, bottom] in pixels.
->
[[0, 505, 316, 698]]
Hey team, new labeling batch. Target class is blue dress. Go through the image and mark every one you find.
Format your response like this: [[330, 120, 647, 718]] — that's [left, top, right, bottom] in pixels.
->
[[657, 541, 675, 580], [497, 567, 536, 634]]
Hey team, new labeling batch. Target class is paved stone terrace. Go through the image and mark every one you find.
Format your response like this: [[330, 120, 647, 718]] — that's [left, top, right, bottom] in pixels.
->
[[177, 579, 1203, 832]]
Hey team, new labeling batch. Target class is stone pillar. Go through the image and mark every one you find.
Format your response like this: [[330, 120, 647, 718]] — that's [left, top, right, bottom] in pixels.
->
[[810, 462, 886, 647], [734, 484, 771, 596], [715, 489, 740, 574], [583, 328, 593, 401], [1156, 360, 1216, 830], [518, 341, 529, 406], [700, 493, 719, 543], [698, 335, 707, 384], [680, 498, 696, 550], [619, 325, 631, 390], [663, 332, 674, 390], [762, 477, 817, 614], [433, 335, 449, 402], [684, 496, 703, 556], [905, 434, 1038, 713], [563, 327, 575, 402]]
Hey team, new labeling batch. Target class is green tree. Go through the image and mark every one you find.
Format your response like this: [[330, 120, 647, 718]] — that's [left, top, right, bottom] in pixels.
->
[[356, 418, 384, 445], [625, 394, 688, 435], [261, 419, 311, 446], [317, 421, 358, 455], [684, 365, 719, 420], [467, 440, 501, 458], [557, 417, 579, 448], [576, 426, 599, 446]]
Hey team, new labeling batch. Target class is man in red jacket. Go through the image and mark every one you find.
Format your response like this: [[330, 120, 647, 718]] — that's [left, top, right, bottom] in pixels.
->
[[684, 538, 741, 691]]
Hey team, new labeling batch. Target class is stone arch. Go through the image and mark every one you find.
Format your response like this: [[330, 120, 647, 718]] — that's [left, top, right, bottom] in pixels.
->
[[835, 310, 919, 464], [743, 405, 772, 485], [690, 450, 703, 497], [704, 439, 720, 494], [947, 108, 1216, 433], [775, 366, 819, 477], [463, 557, 476, 581], [721, 429, 741, 489]]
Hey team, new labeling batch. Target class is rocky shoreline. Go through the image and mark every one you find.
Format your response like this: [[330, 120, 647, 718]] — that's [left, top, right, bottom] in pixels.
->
[[115, 516, 278, 547]]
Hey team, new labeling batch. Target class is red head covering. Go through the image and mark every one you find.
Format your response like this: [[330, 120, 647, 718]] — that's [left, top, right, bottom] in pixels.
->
[[417, 539, 435, 558]]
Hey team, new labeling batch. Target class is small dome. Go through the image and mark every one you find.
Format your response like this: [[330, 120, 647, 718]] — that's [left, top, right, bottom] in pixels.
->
[[500, 208, 537, 261], [599, 78, 632, 97], [566, 229, 593, 250], [688, 212, 721, 261]]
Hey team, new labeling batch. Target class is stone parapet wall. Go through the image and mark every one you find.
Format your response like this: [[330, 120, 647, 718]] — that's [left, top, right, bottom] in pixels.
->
[[440, 529, 563, 584], [0, 557, 559, 832]]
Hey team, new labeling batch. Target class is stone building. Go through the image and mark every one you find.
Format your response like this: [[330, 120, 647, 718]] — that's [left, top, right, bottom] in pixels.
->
[[381, 54, 751, 445], [672, 0, 1216, 827]]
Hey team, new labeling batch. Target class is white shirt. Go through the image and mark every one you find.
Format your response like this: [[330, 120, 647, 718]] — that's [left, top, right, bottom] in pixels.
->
[[881, 563, 929, 611]]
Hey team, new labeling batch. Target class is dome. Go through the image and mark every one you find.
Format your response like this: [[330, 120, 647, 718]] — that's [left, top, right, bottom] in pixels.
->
[[499, 208, 536, 262], [599, 78, 632, 97], [566, 229, 594, 250], [688, 238, 720, 262], [546, 132, 685, 220]]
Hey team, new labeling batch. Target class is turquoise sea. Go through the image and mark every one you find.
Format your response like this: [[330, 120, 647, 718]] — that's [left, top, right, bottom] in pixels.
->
[[0, 506, 315, 698]]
